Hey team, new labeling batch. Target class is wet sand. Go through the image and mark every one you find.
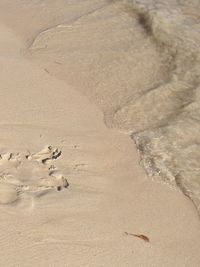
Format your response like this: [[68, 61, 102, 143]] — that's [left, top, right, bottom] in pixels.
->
[[0, 1, 200, 266]]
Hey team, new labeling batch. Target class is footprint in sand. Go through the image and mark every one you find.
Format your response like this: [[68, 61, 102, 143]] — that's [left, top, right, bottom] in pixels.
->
[[0, 146, 69, 204]]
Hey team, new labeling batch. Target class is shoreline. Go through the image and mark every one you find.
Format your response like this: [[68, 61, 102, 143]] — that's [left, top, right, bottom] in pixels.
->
[[0, 2, 199, 266]]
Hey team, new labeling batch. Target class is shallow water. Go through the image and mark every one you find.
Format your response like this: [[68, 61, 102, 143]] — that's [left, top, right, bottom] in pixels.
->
[[2, 0, 200, 213], [130, 0, 200, 212]]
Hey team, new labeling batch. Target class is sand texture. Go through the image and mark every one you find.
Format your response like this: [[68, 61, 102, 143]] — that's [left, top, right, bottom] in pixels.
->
[[0, 1, 199, 266]]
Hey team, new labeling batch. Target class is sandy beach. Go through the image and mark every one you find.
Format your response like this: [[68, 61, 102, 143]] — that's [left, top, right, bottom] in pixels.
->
[[0, 1, 200, 266]]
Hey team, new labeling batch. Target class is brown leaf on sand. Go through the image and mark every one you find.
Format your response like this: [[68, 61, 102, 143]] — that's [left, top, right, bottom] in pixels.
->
[[124, 232, 150, 242]]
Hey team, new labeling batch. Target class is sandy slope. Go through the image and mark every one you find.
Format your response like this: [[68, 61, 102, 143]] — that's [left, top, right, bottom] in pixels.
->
[[0, 6, 200, 267]]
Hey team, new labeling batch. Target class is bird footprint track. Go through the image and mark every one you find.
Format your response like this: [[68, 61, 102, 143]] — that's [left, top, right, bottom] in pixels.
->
[[0, 146, 69, 204]]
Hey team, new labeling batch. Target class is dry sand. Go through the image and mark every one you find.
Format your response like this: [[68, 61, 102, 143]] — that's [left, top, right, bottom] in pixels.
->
[[0, 1, 200, 266]]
